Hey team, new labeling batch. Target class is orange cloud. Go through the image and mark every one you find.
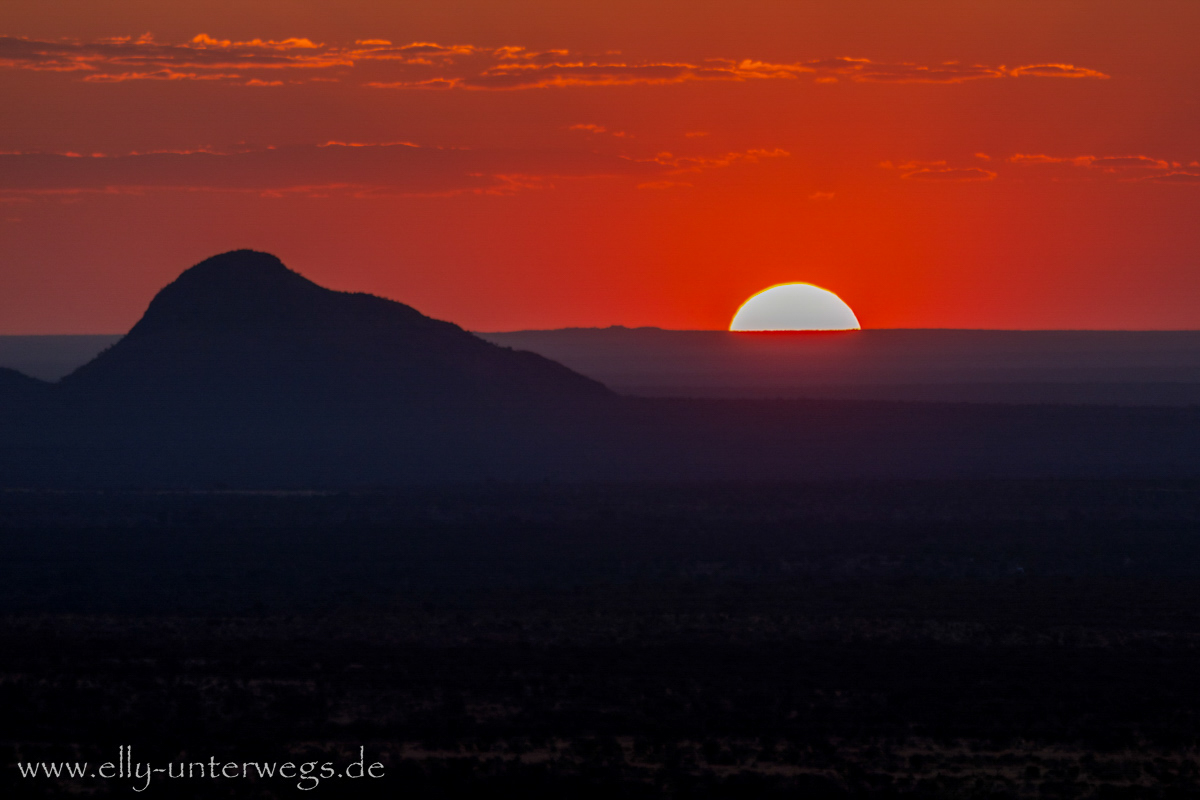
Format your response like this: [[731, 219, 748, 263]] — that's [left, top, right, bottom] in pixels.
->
[[901, 167, 996, 182], [1006, 63, 1109, 79], [82, 70, 244, 83], [641, 148, 790, 173], [318, 140, 420, 149], [348, 41, 482, 63], [1145, 172, 1200, 184], [1085, 155, 1171, 172], [732, 57, 1012, 83], [373, 61, 734, 91], [365, 78, 460, 90], [882, 160, 948, 170], [0, 141, 789, 200], [376, 56, 1102, 90], [189, 33, 322, 51], [1011, 153, 1169, 169], [0, 33, 350, 80], [0, 35, 1111, 90], [3, 146, 243, 157], [1009, 153, 1187, 181], [1009, 153, 1075, 165], [568, 123, 629, 138], [885, 152, 1200, 185]]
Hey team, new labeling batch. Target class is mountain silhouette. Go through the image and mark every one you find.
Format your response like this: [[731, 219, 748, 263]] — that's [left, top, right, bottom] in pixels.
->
[[61, 250, 610, 399], [8, 250, 1200, 488], [0, 366, 48, 397]]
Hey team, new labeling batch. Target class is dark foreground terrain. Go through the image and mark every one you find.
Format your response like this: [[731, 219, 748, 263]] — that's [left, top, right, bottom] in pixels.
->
[[5, 481, 1200, 797], [4, 397, 1200, 486]]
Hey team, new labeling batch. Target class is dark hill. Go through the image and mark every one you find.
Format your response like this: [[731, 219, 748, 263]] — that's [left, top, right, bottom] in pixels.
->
[[0, 366, 49, 397], [60, 250, 610, 400]]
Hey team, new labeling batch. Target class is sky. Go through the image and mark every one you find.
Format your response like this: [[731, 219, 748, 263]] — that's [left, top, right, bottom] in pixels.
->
[[2, 0, 1198, 333]]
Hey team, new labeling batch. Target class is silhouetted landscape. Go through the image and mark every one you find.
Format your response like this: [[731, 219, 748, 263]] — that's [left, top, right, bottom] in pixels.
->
[[12, 326, 1200, 406], [0, 366, 46, 398], [0, 336, 120, 383], [10, 0, 1200, 795], [2, 252, 1200, 487], [5, 251, 1200, 797], [60, 250, 609, 401], [482, 327, 1200, 405], [7, 483, 1200, 798]]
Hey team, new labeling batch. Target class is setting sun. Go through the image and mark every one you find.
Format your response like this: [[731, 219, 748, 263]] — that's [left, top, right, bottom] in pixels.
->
[[729, 283, 861, 331]]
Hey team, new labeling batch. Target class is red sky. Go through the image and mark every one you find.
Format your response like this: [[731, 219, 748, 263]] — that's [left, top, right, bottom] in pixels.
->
[[2, 0, 1198, 333]]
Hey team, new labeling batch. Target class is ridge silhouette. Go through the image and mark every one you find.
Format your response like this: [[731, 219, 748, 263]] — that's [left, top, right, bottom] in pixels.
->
[[3, 250, 1200, 487], [61, 250, 610, 400], [0, 366, 48, 397]]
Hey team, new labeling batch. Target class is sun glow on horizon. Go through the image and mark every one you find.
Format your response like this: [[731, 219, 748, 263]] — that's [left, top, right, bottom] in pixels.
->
[[730, 283, 861, 331]]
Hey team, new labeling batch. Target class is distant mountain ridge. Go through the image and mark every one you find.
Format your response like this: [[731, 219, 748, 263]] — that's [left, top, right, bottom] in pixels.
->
[[3, 254, 1200, 484], [0, 336, 121, 382], [480, 327, 1200, 405], [60, 250, 610, 400], [7, 320, 1200, 406]]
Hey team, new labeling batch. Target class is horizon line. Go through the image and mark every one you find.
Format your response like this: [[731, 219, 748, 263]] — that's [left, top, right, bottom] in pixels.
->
[[480, 326, 1200, 334], [6, 327, 1200, 337]]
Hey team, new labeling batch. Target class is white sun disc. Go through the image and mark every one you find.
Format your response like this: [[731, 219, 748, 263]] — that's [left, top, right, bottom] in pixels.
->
[[730, 283, 860, 331]]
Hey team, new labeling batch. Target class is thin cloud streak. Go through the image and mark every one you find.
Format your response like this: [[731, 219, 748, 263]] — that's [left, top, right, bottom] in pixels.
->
[[637, 148, 790, 174], [878, 153, 1200, 185], [0, 142, 789, 200], [1010, 153, 1199, 183], [901, 167, 996, 182], [368, 56, 1110, 90], [0, 34, 1110, 89]]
